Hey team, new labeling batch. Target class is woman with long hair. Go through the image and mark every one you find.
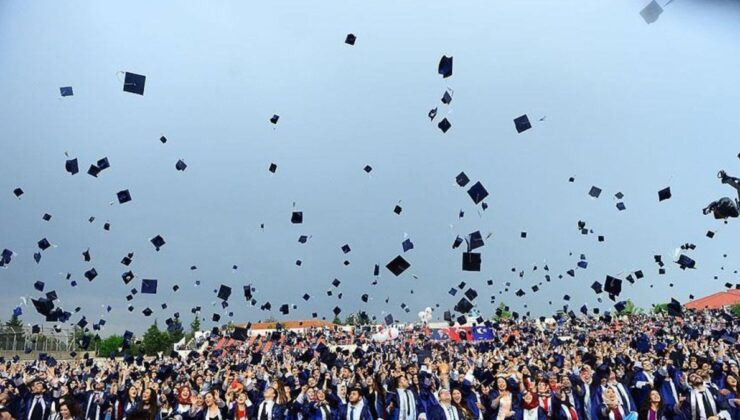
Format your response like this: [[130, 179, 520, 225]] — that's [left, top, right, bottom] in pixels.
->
[[138, 388, 161, 420], [519, 391, 546, 420], [452, 388, 475, 420], [225, 391, 253, 420], [54, 401, 81, 420], [637, 390, 664, 420]]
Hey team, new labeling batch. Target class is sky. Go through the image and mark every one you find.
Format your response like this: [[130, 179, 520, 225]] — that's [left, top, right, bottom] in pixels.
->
[[0, 0, 739, 335]]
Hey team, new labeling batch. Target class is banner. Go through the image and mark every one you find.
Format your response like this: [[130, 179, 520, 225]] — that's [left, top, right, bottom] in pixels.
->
[[472, 326, 494, 340]]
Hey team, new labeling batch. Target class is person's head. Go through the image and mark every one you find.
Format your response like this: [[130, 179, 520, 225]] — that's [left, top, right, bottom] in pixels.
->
[[437, 389, 451, 405], [316, 389, 326, 402], [580, 367, 592, 383], [726, 374, 738, 390], [689, 373, 704, 388], [643, 361, 653, 372], [58, 402, 72, 419], [522, 391, 539, 410], [142, 388, 157, 404], [603, 388, 619, 408], [32, 380, 46, 395], [451, 389, 463, 404], [60, 384, 70, 396], [649, 390, 661, 405], [94, 381, 105, 392], [348, 388, 362, 404], [397, 376, 409, 390], [536, 380, 549, 394], [496, 377, 507, 392], [204, 392, 215, 407], [263, 387, 276, 401], [237, 392, 248, 405], [128, 386, 139, 400]]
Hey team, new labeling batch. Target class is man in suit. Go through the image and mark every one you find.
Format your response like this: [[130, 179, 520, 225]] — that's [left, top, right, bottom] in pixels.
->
[[255, 387, 285, 420], [680, 372, 728, 420], [20, 379, 52, 420], [337, 388, 373, 420], [570, 366, 597, 420], [83, 380, 110, 420], [386, 376, 424, 420], [426, 389, 462, 420]]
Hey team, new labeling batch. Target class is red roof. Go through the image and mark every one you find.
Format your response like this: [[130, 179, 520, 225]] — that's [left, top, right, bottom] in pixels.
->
[[685, 290, 740, 309], [234, 320, 334, 330]]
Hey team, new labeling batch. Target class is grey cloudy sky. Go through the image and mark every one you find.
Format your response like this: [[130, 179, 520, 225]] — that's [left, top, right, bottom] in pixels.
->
[[0, 0, 739, 334]]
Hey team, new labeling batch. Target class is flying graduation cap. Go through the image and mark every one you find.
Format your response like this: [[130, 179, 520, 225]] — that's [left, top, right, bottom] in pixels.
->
[[640, 0, 663, 24], [60, 86, 73, 97], [141, 279, 158, 294], [123, 72, 146, 95], [513, 115, 531, 133], [386, 255, 410, 276], [438, 55, 453, 78], [345, 33, 356, 45]]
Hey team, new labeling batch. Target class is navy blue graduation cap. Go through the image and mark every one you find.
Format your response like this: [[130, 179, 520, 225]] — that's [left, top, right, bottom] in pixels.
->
[[60, 86, 73, 97], [577, 260, 588, 269], [159, 136, 167, 144], [384, 313, 394, 325], [466, 231, 484, 250], [345, 33, 356, 45], [675, 254, 696, 270], [614, 301, 627, 312], [513, 115, 531, 133], [270, 114, 280, 124], [34, 281, 45, 291], [97, 157, 110, 171], [269, 162, 277, 173], [667, 298, 683, 317], [291, 211, 303, 223], [456, 172, 470, 187], [438, 118, 451, 133], [87, 164, 101, 177], [402, 238, 414, 252], [462, 252, 481, 271], [452, 236, 463, 249], [45, 290, 57, 301], [38, 238, 51, 250], [363, 165, 372, 173], [428, 107, 438, 120], [141, 279, 158, 294], [122, 271, 134, 284], [13, 187, 23, 198], [373, 264, 380, 276], [341, 244, 351, 254], [175, 159, 187, 171], [386, 255, 410, 276], [65, 158, 79, 175], [298, 235, 308, 244], [143, 308, 153, 317], [42, 213, 52, 221], [438, 55, 453, 78], [658, 187, 671, 201], [588, 186, 602, 198], [464, 288, 478, 301], [467, 181, 489, 204], [117, 189, 132, 204], [580, 304, 588, 315], [616, 202, 626, 211], [217, 284, 232, 300], [441, 91, 452, 104], [150, 235, 165, 251], [123, 72, 146, 95], [604, 276, 622, 296], [84, 268, 98, 281]]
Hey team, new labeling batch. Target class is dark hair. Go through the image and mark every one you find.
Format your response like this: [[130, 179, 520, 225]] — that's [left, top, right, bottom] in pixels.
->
[[637, 389, 663, 420]]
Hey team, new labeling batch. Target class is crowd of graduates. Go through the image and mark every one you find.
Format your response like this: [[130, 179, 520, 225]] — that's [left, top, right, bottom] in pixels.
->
[[0, 309, 738, 420]]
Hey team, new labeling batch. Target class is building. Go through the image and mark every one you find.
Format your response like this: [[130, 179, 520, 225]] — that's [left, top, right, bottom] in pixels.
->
[[233, 320, 341, 337], [685, 290, 740, 310]]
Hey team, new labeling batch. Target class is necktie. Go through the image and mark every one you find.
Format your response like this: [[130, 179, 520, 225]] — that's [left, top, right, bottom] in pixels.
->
[[30, 397, 43, 420], [568, 407, 578, 420], [350, 406, 355, 420], [321, 405, 330, 420], [260, 403, 269, 420], [612, 408, 622, 420], [701, 392, 715, 418], [404, 391, 411, 417]]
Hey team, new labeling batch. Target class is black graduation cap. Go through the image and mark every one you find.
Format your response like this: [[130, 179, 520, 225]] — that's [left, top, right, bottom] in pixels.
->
[[604, 276, 622, 296], [32, 325, 41, 334], [635, 270, 644, 279], [270, 114, 280, 124], [280, 304, 289, 315], [464, 288, 478, 301], [462, 252, 481, 272], [291, 211, 303, 224], [515, 289, 525, 297], [81, 248, 91, 262], [117, 190, 132, 204], [466, 231, 484, 250], [441, 91, 452, 104], [122, 271, 134, 284], [667, 298, 683, 317], [243, 285, 253, 300], [393, 205, 402, 215], [96, 157, 110, 170], [331, 278, 341, 287], [614, 301, 627, 312], [123, 72, 146, 95], [38, 238, 51, 250], [361, 293, 369, 302], [13, 187, 23, 198], [386, 255, 410, 276], [341, 244, 351, 254], [141, 279, 158, 294], [65, 158, 79, 175], [345, 33, 356, 45], [172, 284, 180, 291], [452, 236, 463, 249], [34, 281, 45, 291], [456, 172, 470, 187], [438, 118, 451, 133], [588, 186, 602, 198], [217, 285, 232, 300], [103, 222, 110, 231], [363, 165, 372, 173], [159, 135, 168, 144], [658, 187, 672, 201], [438, 55, 453, 78], [32, 298, 54, 316], [175, 160, 187, 171], [676, 254, 695, 270], [84, 268, 98, 281], [428, 107, 438, 120], [150, 235, 166, 251], [59, 86, 73, 97], [269, 163, 277, 173], [513, 115, 531, 133], [467, 182, 489, 204], [333, 306, 341, 316], [707, 231, 715, 238], [45, 290, 57, 301]]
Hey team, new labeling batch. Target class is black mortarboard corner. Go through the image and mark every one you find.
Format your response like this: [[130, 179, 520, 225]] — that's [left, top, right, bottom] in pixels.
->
[[438, 55, 453, 78], [513, 115, 531, 133], [123, 72, 146, 95], [386, 255, 410, 276]]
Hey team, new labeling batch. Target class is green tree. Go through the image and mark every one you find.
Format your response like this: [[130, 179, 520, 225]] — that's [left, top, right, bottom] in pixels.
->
[[167, 318, 185, 345], [142, 322, 169, 356], [332, 316, 342, 325], [97, 335, 124, 357], [6, 314, 23, 332], [731, 304, 740, 317], [344, 312, 370, 326], [652, 303, 669, 314], [190, 315, 201, 334], [616, 299, 644, 316], [492, 303, 512, 321]]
